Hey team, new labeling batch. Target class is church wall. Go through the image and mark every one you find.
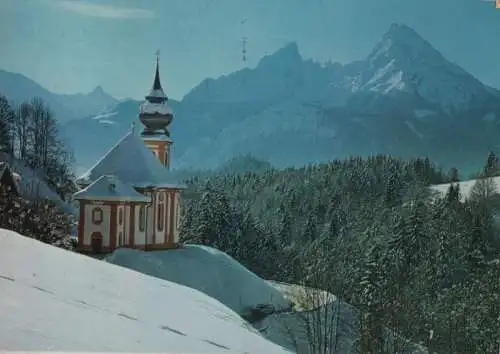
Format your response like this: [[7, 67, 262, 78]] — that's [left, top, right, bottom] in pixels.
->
[[147, 204, 154, 245], [168, 190, 176, 243], [133, 203, 155, 247], [154, 190, 167, 244], [116, 205, 126, 247], [165, 190, 171, 243], [173, 191, 182, 243], [124, 205, 131, 246], [143, 140, 170, 167], [84, 203, 111, 247], [134, 205, 146, 245]]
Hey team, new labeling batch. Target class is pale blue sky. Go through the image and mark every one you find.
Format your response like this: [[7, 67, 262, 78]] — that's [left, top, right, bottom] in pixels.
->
[[1, 0, 499, 100]]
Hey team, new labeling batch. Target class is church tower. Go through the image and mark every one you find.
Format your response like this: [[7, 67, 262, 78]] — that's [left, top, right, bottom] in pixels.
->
[[139, 51, 174, 168]]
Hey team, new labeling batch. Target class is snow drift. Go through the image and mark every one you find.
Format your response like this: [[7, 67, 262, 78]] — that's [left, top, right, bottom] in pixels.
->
[[0, 229, 290, 353], [105, 245, 292, 314]]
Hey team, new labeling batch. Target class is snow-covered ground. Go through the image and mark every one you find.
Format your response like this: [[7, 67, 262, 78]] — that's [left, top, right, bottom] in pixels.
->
[[429, 176, 500, 202], [105, 246, 292, 314], [267, 281, 336, 311], [254, 300, 360, 354], [0, 229, 291, 353]]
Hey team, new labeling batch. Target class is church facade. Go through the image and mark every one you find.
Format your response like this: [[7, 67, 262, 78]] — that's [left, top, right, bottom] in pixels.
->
[[73, 55, 185, 254]]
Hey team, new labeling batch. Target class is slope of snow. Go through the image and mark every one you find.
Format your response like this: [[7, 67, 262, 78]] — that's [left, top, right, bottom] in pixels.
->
[[98, 119, 116, 125], [429, 176, 500, 202], [413, 109, 436, 119], [405, 121, 424, 139], [92, 111, 119, 120], [0, 229, 291, 353], [105, 245, 292, 314]]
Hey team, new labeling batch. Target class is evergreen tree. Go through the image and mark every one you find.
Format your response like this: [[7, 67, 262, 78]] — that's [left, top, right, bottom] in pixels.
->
[[483, 151, 499, 177], [0, 95, 14, 153]]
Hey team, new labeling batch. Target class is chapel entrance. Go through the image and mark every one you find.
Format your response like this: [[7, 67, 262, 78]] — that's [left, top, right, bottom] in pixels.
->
[[91, 232, 103, 253]]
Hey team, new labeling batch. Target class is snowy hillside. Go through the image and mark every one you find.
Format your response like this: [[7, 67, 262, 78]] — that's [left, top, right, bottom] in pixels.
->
[[105, 245, 292, 314], [429, 176, 500, 202], [0, 229, 291, 352]]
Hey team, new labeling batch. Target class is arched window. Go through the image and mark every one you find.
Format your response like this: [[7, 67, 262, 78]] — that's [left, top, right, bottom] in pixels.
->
[[91, 207, 103, 225], [138, 205, 146, 232], [118, 208, 123, 225], [118, 231, 123, 246], [157, 192, 164, 231]]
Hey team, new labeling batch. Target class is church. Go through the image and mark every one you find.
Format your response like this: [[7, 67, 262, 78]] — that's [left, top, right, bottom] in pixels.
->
[[73, 55, 186, 254]]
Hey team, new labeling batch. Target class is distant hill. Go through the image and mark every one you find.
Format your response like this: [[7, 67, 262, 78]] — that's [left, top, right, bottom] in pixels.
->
[[0, 70, 117, 122]]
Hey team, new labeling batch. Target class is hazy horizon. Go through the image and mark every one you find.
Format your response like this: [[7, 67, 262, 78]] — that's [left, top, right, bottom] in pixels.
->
[[2, 0, 500, 101]]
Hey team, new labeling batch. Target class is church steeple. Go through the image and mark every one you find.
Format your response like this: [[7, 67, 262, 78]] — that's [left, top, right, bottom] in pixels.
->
[[139, 50, 173, 137], [139, 50, 175, 169], [146, 51, 167, 103]]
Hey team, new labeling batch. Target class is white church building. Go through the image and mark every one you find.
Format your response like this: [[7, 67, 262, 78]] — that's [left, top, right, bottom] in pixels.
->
[[73, 55, 186, 254]]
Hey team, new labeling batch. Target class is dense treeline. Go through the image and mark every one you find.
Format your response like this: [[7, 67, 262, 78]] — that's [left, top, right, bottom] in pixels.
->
[[180, 154, 500, 353], [0, 94, 76, 199]]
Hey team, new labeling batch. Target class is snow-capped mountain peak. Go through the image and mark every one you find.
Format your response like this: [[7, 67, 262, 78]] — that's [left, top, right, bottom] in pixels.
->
[[357, 23, 489, 111]]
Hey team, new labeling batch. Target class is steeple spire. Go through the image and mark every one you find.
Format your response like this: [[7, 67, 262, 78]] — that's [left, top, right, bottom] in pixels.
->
[[153, 49, 162, 91], [145, 49, 166, 102], [139, 50, 174, 138]]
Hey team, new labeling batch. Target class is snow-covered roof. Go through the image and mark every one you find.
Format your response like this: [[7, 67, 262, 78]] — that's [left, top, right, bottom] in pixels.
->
[[73, 175, 150, 202], [147, 88, 167, 99], [140, 100, 173, 115], [76, 131, 186, 189], [105, 245, 292, 315], [0, 153, 76, 215], [0, 228, 291, 353]]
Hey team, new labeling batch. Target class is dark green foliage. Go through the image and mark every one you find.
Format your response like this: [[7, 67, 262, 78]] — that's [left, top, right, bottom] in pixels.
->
[[0, 95, 14, 153], [180, 153, 499, 353], [483, 151, 499, 177], [0, 183, 74, 250]]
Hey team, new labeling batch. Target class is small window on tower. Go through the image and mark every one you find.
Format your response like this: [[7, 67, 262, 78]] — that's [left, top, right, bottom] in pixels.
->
[[118, 208, 123, 225]]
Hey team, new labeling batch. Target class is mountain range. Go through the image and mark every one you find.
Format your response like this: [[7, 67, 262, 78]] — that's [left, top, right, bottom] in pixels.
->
[[2, 23, 500, 177], [0, 70, 117, 122]]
